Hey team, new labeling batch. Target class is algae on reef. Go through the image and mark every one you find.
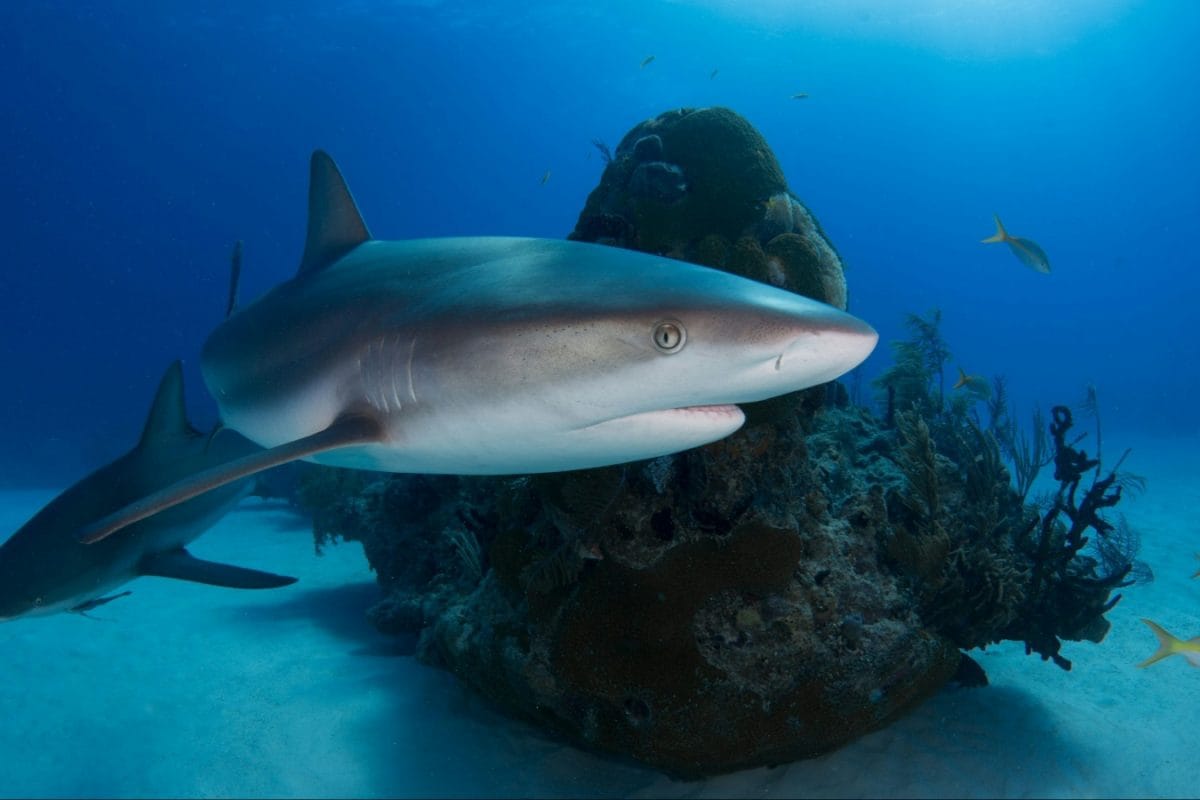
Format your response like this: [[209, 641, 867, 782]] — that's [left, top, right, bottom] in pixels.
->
[[298, 108, 1135, 777]]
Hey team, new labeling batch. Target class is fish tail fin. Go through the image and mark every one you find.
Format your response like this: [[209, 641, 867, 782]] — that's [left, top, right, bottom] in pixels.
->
[[953, 367, 968, 389], [1138, 619, 1183, 668], [981, 213, 1007, 244]]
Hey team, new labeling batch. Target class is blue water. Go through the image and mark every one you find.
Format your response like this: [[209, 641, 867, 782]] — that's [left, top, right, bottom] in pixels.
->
[[1, 2, 1197, 796], [3, 0, 1197, 485]]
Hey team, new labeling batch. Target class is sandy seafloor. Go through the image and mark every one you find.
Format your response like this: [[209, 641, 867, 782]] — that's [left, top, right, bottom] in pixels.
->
[[1, 432, 1195, 799]]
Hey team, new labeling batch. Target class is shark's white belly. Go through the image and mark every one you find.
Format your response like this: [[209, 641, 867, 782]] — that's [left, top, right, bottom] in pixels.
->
[[312, 402, 746, 475], [225, 374, 745, 475]]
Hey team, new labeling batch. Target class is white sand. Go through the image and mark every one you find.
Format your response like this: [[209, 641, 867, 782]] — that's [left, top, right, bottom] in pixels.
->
[[1, 434, 1195, 798]]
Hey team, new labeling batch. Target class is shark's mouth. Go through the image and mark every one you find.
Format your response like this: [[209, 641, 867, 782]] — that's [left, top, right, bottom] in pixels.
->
[[578, 403, 746, 435], [662, 403, 742, 417]]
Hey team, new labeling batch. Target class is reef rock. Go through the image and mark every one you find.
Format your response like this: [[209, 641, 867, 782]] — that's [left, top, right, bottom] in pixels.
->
[[571, 106, 848, 310]]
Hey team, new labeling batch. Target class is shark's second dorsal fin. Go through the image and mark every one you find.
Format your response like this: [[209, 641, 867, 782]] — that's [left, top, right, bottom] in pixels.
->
[[139, 361, 200, 450], [297, 150, 371, 277]]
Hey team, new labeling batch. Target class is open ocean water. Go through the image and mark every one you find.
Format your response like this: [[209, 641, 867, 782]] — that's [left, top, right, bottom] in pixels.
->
[[1, 2, 1197, 798]]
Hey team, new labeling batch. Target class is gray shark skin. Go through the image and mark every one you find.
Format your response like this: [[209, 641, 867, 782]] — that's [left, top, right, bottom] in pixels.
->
[[0, 362, 295, 620], [81, 151, 878, 544]]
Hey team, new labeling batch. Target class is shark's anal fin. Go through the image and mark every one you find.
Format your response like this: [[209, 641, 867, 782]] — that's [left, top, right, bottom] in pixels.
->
[[79, 414, 385, 545], [139, 549, 297, 589]]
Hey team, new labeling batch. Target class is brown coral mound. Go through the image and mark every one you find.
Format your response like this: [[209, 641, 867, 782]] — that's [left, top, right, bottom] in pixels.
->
[[416, 407, 959, 777], [295, 109, 1130, 777], [572, 107, 849, 310]]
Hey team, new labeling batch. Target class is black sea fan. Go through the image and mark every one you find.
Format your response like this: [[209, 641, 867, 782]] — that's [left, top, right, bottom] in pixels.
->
[[592, 138, 613, 165]]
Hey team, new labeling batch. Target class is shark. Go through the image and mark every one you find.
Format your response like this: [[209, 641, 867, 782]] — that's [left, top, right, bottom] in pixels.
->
[[81, 150, 878, 544], [0, 362, 295, 620]]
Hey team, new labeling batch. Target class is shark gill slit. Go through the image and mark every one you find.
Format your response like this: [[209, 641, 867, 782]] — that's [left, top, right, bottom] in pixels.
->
[[374, 338, 389, 412], [357, 346, 374, 412], [406, 337, 418, 404], [362, 337, 388, 413], [389, 333, 404, 412]]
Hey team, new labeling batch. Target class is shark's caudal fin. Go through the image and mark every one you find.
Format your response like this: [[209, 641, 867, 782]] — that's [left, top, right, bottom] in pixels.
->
[[139, 549, 296, 589], [79, 414, 385, 545], [139, 361, 202, 450], [297, 150, 371, 276], [981, 213, 1008, 244]]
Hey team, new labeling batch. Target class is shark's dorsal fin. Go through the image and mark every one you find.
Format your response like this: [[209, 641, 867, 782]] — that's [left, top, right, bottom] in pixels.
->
[[138, 361, 200, 450], [297, 150, 371, 277]]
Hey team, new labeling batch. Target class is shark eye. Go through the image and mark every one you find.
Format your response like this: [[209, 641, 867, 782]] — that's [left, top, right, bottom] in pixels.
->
[[652, 320, 686, 354]]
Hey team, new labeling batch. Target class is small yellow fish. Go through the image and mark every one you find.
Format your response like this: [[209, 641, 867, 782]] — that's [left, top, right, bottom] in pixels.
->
[[539, 170, 551, 186], [1138, 619, 1200, 668], [640, 55, 655, 68], [791, 92, 809, 100], [953, 367, 984, 390], [982, 213, 1051, 274]]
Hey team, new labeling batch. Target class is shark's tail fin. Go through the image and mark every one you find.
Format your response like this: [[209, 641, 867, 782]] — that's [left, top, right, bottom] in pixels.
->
[[1138, 619, 1184, 668], [981, 213, 1008, 244]]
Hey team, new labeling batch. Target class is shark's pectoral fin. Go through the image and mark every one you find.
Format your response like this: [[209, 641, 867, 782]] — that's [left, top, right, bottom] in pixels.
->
[[70, 590, 133, 614], [79, 414, 385, 545], [139, 549, 297, 589]]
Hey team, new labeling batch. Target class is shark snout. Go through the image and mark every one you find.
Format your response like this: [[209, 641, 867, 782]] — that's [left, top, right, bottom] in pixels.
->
[[772, 308, 878, 387]]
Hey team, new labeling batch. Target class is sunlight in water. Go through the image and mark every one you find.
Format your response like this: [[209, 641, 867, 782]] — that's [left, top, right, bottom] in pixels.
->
[[680, 0, 1137, 57]]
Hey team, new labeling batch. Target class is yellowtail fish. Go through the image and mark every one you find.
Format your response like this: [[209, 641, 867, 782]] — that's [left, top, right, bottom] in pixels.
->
[[1138, 619, 1200, 668], [953, 367, 984, 390], [640, 55, 655, 68], [982, 214, 1051, 274], [540, 170, 551, 186], [791, 92, 809, 100]]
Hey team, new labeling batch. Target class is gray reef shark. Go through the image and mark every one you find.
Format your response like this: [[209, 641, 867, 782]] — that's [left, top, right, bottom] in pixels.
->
[[82, 150, 878, 544], [0, 362, 295, 619]]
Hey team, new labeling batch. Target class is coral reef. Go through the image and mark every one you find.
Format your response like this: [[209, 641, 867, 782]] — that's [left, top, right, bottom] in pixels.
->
[[573, 107, 848, 310], [307, 371, 1139, 772], [868, 311, 1141, 667], [311, 404, 960, 777], [296, 112, 1139, 776]]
